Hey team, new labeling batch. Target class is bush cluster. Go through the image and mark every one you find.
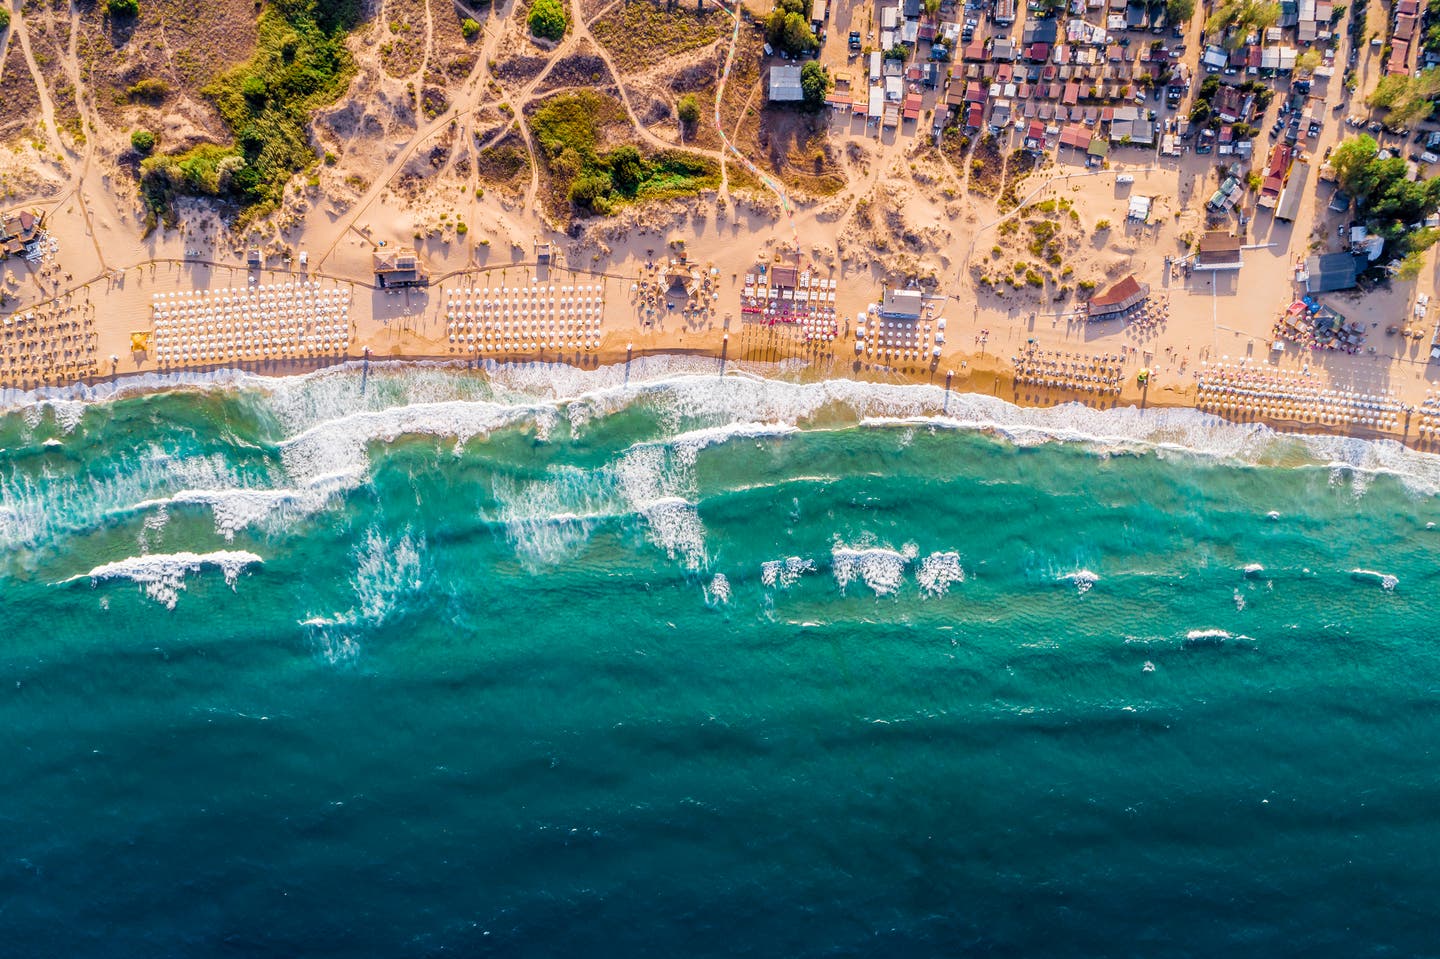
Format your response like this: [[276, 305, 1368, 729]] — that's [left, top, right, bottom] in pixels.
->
[[531, 91, 717, 215], [139, 0, 362, 227], [528, 0, 567, 40]]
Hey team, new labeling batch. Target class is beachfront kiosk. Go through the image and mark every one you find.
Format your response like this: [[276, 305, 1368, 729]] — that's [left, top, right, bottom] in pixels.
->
[[879, 288, 924, 318], [373, 247, 428, 289]]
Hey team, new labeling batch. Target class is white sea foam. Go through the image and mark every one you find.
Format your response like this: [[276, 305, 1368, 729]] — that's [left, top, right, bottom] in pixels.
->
[[9, 356, 1440, 501], [17, 357, 1440, 559], [761, 556, 815, 589], [75, 550, 261, 610], [491, 466, 621, 567], [663, 421, 799, 467], [1059, 569, 1099, 595], [0, 446, 245, 549], [1183, 629, 1257, 645], [832, 541, 918, 596], [1243, 563, 1265, 577], [351, 529, 425, 625], [135, 471, 354, 540], [916, 551, 965, 596], [613, 445, 707, 569], [704, 573, 731, 606], [1351, 568, 1399, 591]]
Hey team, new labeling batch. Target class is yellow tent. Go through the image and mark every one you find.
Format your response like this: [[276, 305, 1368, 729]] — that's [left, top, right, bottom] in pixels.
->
[[130, 331, 151, 352]]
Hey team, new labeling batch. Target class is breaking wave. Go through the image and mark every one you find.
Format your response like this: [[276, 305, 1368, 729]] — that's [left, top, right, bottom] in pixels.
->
[[71, 550, 262, 610]]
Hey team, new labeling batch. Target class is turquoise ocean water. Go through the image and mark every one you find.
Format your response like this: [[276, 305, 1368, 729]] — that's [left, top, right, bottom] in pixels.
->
[[2, 359, 1438, 957]]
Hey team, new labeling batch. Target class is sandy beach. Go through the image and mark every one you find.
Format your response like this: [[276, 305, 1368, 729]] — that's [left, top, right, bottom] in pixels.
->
[[3, 0, 1440, 449]]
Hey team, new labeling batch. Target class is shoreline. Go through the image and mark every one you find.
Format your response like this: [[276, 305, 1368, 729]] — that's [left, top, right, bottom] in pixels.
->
[[7, 348, 1436, 460]]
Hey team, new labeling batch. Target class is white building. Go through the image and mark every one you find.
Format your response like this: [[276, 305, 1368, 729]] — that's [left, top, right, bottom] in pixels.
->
[[769, 65, 804, 102]]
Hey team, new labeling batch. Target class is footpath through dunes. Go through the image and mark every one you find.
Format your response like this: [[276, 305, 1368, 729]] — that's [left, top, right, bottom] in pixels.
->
[[3, 363, 1440, 957]]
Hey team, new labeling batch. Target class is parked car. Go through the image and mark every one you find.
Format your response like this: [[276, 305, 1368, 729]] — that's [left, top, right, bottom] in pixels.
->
[[848, 31, 861, 51], [1423, 151, 1440, 164]]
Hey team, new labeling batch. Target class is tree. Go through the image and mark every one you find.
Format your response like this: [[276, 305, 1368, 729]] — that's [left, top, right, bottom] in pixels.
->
[[1330, 134, 1380, 198], [1166, 0, 1195, 23], [1396, 249, 1427, 280], [1247, 0, 1281, 33], [569, 174, 612, 212], [801, 61, 829, 110], [605, 145, 644, 195], [460, 17, 480, 39], [1389, 94, 1435, 128], [782, 12, 818, 53], [130, 129, 156, 154], [528, 0, 568, 40], [106, 0, 139, 17], [923, 0, 941, 14], [767, 0, 818, 55], [678, 93, 701, 127], [1294, 48, 1322, 74], [1368, 74, 1411, 109], [0, 8, 10, 31], [241, 76, 267, 103], [1206, 0, 1241, 37]]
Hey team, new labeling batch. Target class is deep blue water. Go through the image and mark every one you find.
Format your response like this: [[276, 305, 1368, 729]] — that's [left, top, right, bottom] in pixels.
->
[[1, 364, 1438, 957]]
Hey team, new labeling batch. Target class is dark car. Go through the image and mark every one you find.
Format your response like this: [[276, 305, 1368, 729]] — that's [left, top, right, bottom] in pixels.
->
[[849, 31, 861, 50]]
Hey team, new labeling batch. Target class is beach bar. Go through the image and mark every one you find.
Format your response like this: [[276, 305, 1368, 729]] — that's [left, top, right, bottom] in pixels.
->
[[1086, 275, 1150, 321]]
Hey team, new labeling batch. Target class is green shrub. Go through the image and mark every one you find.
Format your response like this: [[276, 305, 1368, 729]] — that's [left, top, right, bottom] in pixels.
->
[[455, 221, 468, 235], [126, 77, 168, 102], [528, 0, 568, 40], [677, 93, 701, 126], [460, 17, 480, 39], [106, 0, 139, 17], [130, 129, 156, 154], [0, 9, 11, 30]]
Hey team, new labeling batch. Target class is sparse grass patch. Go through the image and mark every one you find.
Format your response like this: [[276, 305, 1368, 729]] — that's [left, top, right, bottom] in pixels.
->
[[591, 1, 722, 72]]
